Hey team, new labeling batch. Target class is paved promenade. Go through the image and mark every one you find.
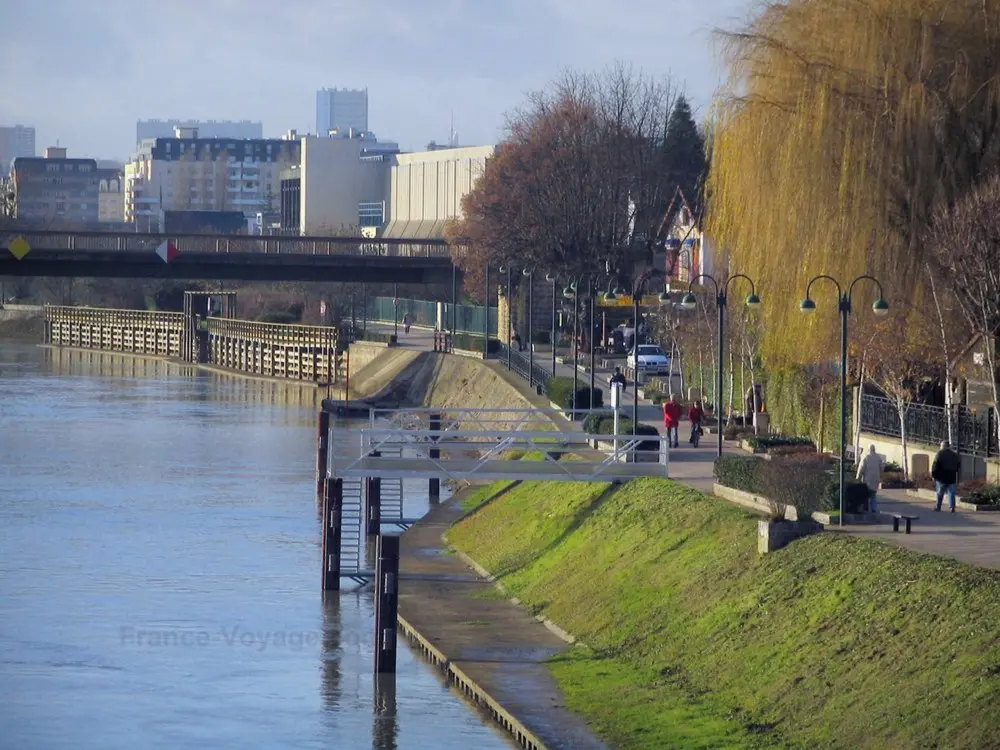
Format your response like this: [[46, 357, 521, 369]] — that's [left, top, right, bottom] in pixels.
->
[[369, 321, 1000, 569]]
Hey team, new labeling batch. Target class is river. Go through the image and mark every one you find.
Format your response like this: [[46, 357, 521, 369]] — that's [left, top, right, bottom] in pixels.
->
[[0, 344, 513, 750]]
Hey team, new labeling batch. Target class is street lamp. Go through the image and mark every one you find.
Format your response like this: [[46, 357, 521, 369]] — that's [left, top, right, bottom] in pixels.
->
[[546, 271, 557, 378], [524, 267, 535, 388], [799, 274, 889, 526], [563, 280, 581, 417], [681, 273, 762, 458], [606, 269, 671, 438]]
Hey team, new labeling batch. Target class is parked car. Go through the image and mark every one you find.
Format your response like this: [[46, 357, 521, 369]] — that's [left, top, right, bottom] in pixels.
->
[[627, 344, 670, 375]]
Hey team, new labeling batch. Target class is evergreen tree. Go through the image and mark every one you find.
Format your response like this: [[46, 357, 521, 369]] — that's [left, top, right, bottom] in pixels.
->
[[662, 95, 706, 208]]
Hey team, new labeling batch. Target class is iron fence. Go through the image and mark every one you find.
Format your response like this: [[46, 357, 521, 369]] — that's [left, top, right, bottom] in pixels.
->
[[361, 296, 497, 336], [496, 342, 551, 395], [859, 394, 998, 457]]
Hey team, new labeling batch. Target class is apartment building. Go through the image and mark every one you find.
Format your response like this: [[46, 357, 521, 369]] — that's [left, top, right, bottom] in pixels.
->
[[11, 147, 99, 225], [124, 127, 301, 231], [97, 168, 125, 223], [0, 125, 36, 175]]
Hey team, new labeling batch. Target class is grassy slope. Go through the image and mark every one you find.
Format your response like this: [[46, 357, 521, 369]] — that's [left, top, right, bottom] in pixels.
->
[[447, 477, 1000, 749]]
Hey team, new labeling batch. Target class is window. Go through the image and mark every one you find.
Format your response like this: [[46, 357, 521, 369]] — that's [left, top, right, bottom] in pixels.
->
[[78, 164, 92, 173], [46, 164, 59, 173]]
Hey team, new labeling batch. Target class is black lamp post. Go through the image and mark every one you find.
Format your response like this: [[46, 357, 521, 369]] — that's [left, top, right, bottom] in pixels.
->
[[799, 275, 889, 526], [547, 272, 557, 378], [680, 274, 762, 458], [393, 282, 398, 339], [483, 266, 490, 358], [563, 280, 581, 417], [524, 267, 535, 388], [603, 270, 671, 438]]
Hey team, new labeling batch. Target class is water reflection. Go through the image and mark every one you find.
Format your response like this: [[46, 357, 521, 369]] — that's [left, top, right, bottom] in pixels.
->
[[0, 343, 513, 749]]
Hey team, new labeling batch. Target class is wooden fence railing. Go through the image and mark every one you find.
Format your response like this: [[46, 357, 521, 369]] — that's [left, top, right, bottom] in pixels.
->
[[44, 306, 185, 356], [204, 317, 341, 383]]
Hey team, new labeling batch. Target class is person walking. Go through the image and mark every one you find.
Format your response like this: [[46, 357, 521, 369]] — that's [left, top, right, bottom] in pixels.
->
[[662, 395, 682, 449], [402, 313, 411, 334], [855, 444, 883, 514], [687, 400, 705, 445], [610, 366, 628, 397], [931, 440, 962, 512]]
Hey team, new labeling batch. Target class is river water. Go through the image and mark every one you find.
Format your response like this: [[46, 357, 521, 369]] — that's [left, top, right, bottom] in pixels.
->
[[0, 344, 512, 750]]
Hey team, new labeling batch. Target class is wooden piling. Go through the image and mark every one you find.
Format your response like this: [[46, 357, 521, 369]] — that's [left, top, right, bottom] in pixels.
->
[[429, 413, 441, 503], [365, 451, 381, 536], [373, 534, 400, 674], [321, 478, 343, 591], [316, 409, 330, 501]]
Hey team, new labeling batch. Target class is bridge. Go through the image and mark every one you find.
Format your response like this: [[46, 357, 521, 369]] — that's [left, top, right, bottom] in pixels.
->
[[0, 229, 457, 284]]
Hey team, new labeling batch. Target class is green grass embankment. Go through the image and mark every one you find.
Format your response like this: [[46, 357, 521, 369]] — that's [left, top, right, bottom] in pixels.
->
[[448, 477, 1000, 749]]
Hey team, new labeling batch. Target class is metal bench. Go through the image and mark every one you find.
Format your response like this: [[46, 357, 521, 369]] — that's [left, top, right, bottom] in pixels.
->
[[891, 514, 919, 534]]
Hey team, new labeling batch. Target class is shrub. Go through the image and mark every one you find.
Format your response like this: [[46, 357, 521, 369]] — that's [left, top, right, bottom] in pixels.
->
[[713, 455, 765, 493], [532, 330, 550, 345], [821, 479, 872, 514], [583, 414, 659, 450], [768, 443, 817, 458], [257, 310, 298, 324], [883, 460, 903, 473], [965, 484, 1000, 506], [723, 424, 755, 441], [748, 435, 815, 452], [451, 334, 501, 354], [547, 377, 602, 410], [358, 330, 395, 344], [758, 457, 832, 520]]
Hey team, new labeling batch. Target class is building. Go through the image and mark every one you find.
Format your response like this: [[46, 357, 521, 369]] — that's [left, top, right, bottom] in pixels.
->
[[0, 125, 36, 175], [136, 120, 262, 146], [279, 135, 388, 235], [96, 168, 124, 223], [382, 145, 495, 238], [124, 126, 301, 231], [316, 88, 368, 136], [662, 191, 714, 283], [12, 147, 99, 225]]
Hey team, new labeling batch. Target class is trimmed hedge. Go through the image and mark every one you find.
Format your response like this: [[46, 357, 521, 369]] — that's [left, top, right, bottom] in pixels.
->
[[257, 311, 299, 324], [713, 455, 870, 515], [748, 435, 815, 452], [583, 413, 660, 451], [451, 334, 501, 354], [966, 485, 1000, 506], [547, 376, 603, 410]]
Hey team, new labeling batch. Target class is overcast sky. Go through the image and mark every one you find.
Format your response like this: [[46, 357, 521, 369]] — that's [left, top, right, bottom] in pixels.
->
[[0, 0, 755, 162]]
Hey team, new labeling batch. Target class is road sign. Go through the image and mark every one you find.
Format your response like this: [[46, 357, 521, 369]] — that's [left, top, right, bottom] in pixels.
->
[[155, 240, 178, 263], [392, 298, 399, 308], [7, 236, 30, 260]]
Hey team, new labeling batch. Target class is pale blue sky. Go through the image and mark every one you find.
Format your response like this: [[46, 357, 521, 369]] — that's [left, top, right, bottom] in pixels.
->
[[0, 0, 754, 162]]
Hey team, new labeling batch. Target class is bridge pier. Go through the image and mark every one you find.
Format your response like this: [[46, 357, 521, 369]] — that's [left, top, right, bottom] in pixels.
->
[[365, 452, 381, 536], [321, 478, 343, 591], [316, 410, 330, 501], [429, 413, 441, 504], [373, 534, 400, 674]]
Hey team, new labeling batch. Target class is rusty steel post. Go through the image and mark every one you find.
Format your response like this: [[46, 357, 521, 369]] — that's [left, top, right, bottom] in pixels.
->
[[429, 413, 441, 503], [321, 477, 343, 591], [365, 451, 381, 536], [373, 534, 400, 674], [316, 409, 330, 501]]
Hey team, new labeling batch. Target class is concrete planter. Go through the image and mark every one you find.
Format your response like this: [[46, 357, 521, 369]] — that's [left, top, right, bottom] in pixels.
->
[[451, 347, 486, 360], [905, 488, 1000, 512], [758, 518, 823, 554], [713, 483, 796, 519]]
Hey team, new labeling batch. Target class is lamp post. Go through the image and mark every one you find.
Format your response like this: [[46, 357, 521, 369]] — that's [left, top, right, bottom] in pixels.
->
[[799, 275, 889, 526], [483, 265, 490, 358], [563, 280, 581, 417], [604, 270, 671, 438], [680, 274, 762, 458], [393, 282, 398, 339], [524, 267, 534, 388], [547, 272, 557, 378]]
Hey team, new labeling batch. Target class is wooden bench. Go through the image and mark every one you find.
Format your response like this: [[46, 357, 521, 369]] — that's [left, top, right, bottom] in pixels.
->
[[891, 514, 919, 534]]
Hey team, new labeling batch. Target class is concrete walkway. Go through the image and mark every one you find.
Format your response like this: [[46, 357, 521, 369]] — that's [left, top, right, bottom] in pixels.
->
[[397, 497, 607, 750]]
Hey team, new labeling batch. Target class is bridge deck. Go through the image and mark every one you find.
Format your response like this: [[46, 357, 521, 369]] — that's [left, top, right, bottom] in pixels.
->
[[331, 455, 667, 482]]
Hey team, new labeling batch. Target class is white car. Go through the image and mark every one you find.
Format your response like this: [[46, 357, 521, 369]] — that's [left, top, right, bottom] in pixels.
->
[[627, 344, 670, 375]]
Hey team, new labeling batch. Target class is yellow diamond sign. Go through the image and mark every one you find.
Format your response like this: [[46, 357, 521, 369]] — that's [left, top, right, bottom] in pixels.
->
[[8, 236, 30, 260]]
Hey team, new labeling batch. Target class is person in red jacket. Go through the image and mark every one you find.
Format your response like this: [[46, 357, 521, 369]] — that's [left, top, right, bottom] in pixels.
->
[[687, 400, 705, 445], [662, 395, 682, 448]]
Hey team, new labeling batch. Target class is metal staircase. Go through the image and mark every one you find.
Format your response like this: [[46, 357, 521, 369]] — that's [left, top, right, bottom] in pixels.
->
[[339, 477, 365, 583]]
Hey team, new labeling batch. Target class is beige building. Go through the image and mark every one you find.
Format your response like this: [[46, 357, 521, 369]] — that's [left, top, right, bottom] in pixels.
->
[[125, 126, 300, 231], [382, 145, 495, 238], [97, 169, 124, 223]]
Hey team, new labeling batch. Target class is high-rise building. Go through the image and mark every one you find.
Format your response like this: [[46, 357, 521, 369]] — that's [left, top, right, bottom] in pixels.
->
[[124, 126, 300, 231], [316, 88, 368, 135], [12, 147, 99, 225], [135, 120, 263, 146], [0, 125, 36, 174]]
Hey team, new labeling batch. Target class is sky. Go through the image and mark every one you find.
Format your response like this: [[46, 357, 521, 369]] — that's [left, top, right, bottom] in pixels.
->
[[0, 0, 755, 163]]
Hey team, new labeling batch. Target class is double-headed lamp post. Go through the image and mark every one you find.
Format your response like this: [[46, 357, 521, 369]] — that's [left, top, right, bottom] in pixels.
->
[[604, 270, 671, 437], [799, 275, 889, 526], [680, 274, 762, 458], [546, 272, 558, 377]]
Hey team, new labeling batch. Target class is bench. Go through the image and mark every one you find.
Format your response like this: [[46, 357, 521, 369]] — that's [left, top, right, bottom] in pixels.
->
[[891, 514, 919, 534]]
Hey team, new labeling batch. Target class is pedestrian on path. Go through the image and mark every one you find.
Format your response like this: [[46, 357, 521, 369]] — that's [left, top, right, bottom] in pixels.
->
[[610, 367, 628, 397], [855, 444, 883, 514], [687, 400, 704, 445], [932, 440, 961, 512], [662, 395, 682, 449], [402, 313, 411, 334]]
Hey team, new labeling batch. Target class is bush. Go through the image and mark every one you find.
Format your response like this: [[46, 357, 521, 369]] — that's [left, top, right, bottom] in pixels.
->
[[821, 479, 872, 514], [768, 444, 817, 458], [758, 457, 832, 520], [583, 413, 659, 450], [965, 484, 1000, 506], [257, 311, 298, 324], [723, 424, 755, 441], [713, 455, 765, 493], [358, 330, 395, 344], [451, 334, 500, 354], [748, 435, 816, 452], [546, 376, 602, 410], [532, 330, 550, 345], [884, 461, 903, 473]]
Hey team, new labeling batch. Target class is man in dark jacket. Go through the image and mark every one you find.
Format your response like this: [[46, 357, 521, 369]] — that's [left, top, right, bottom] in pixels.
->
[[931, 440, 961, 512]]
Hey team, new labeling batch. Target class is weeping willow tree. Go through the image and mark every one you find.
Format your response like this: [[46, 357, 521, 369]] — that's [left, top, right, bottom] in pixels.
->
[[708, 0, 1000, 365]]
